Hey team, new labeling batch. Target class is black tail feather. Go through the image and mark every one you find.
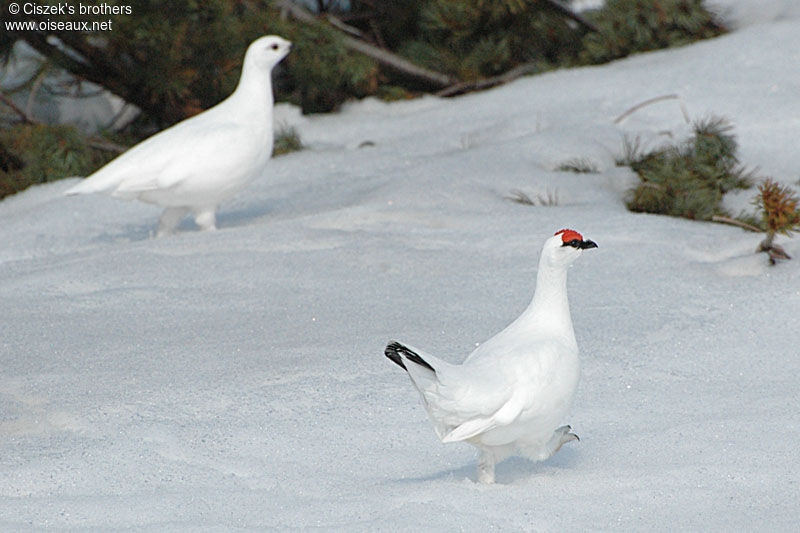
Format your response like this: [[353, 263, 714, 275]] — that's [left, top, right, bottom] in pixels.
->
[[384, 341, 436, 373], [384, 341, 407, 370]]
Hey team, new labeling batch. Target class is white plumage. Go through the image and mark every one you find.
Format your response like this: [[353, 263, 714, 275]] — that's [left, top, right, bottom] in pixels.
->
[[386, 229, 597, 483], [65, 35, 292, 236]]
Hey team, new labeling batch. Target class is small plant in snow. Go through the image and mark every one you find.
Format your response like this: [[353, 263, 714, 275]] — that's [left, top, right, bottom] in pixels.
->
[[623, 116, 752, 221], [506, 189, 559, 206], [615, 134, 647, 168], [752, 179, 800, 264], [557, 157, 599, 174], [273, 124, 304, 156]]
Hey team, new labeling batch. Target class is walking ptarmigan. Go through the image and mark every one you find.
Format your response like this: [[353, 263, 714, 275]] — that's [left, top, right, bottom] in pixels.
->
[[65, 35, 292, 236], [385, 229, 597, 483]]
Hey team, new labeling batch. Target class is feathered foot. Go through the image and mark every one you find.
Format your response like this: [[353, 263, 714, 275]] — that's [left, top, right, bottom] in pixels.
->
[[193, 207, 217, 232], [477, 449, 496, 484], [157, 207, 189, 237]]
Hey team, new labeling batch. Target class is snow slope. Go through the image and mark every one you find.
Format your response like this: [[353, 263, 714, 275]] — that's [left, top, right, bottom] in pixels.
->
[[1, 3, 799, 530]]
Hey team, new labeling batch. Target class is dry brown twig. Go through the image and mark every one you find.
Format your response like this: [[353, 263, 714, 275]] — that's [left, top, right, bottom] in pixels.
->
[[614, 94, 691, 125]]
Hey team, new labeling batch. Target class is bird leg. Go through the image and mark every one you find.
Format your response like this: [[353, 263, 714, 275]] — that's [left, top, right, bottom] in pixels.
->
[[157, 207, 189, 237], [193, 207, 217, 232], [543, 425, 579, 459], [477, 449, 496, 484]]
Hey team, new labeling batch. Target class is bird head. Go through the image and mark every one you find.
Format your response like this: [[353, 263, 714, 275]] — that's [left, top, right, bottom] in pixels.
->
[[542, 229, 598, 268], [245, 35, 292, 71]]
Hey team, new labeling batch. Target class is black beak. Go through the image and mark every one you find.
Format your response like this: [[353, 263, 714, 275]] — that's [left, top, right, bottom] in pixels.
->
[[579, 239, 598, 249]]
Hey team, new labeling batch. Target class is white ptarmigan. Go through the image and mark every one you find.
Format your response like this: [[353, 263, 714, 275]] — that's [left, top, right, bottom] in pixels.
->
[[385, 229, 597, 484], [64, 35, 292, 236]]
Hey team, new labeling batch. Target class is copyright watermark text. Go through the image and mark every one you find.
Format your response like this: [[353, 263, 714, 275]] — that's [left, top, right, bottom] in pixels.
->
[[6, 2, 133, 32]]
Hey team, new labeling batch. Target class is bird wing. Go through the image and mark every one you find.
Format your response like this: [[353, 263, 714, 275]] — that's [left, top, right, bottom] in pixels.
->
[[67, 109, 266, 197], [432, 338, 570, 442], [440, 385, 527, 442], [112, 122, 261, 196], [392, 341, 539, 443], [414, 357, 525, 442]]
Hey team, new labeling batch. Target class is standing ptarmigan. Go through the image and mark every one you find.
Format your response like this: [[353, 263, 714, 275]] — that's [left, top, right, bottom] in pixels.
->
[[65, 35, 292, 236], [385, 229, 597, 483]]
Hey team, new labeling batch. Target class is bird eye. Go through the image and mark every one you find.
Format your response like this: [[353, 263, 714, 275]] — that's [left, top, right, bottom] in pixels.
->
[[562, 239, 581, 248], [270, 43, 279, 50]]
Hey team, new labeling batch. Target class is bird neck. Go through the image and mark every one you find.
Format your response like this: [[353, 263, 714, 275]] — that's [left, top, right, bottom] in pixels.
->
[[520, 258, 576, 344], [228, 63, 274, 121]]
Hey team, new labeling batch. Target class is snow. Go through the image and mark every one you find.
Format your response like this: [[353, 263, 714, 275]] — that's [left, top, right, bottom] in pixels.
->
[[2, 2, 799, 529]]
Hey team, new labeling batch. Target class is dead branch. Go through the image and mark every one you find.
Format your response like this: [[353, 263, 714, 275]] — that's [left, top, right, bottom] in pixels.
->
[[324, 14, 365, 39], [9, 28, 177, 126], [85, 138, 128, 154], [0, 90, 36, 123], [614, 94, 691, 124], [437, 63, 540, 97], [25, 68, 48, 119], [278, 0, 458, 89], [711, 215, 763, 233]]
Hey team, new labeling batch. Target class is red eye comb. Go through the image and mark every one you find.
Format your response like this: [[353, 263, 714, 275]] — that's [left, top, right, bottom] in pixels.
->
[[555, 229, 583, 242]]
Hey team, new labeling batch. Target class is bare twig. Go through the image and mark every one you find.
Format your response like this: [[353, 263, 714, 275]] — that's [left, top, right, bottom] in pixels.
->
[[325, 14, 365, 38], [86, 138, 127, 154], [437, 63, 540, 97], [711, 215, 763, 233], [25, 68, 48, 120], [614, 94, 691, 124], [0, 90, 36, 123], [8, 28, 180, 125]]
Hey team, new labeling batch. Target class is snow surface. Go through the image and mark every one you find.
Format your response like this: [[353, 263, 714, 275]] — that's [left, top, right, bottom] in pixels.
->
[[2, 2, 800, 530]]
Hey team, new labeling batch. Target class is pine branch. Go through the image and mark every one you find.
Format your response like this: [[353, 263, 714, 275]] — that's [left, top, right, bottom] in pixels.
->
[[278, 0, 458, 88], [7, 28, 172, 125]]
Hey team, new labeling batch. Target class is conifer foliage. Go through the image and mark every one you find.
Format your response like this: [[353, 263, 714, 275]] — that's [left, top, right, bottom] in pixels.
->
[[752, 179, 800, 263], [397, 0, 583, 81], [623, 117, 752, 221], [580, 0, 726, 64], [0, 124, 115, 199], [283, 24, 378, 113]]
